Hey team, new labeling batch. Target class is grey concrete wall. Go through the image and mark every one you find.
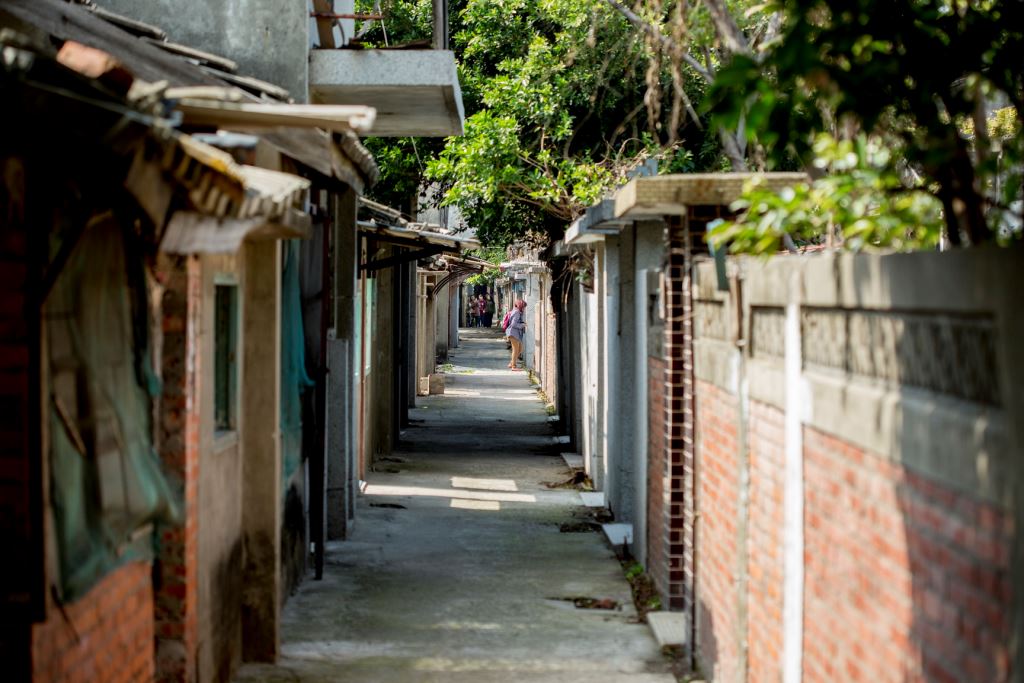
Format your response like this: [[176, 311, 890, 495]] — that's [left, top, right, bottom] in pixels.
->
[[197, 253, 244, 683], [613, 231, 636, 527], [240, 239, 282, 662], [435, 281, 450, 361], [98, 0, 309, 101], [631, 221, 666, 565], [369, 257, 396, 460], [327, 189, 358, 540], [598, 238, 618, 504]]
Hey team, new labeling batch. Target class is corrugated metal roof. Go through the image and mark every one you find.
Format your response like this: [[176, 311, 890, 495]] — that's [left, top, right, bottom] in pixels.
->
[[357, 221, 481, 253]]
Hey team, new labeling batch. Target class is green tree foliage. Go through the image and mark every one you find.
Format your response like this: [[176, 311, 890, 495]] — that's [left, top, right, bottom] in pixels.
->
[[358, 0, 728, 248], [708, 0, 1024, 246], [709, 134, 944, 253]]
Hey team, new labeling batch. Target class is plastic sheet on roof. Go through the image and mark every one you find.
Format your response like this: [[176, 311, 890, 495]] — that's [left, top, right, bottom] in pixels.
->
[[45, 214, 179, 601]]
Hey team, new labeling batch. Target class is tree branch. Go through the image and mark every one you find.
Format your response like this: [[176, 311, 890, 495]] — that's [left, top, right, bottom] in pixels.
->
[[703, 0, 751, 56], [601, 0, 713, 82]]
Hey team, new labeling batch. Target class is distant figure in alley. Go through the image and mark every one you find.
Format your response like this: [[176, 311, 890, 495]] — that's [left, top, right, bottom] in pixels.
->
[[506, 299, 527, 369]]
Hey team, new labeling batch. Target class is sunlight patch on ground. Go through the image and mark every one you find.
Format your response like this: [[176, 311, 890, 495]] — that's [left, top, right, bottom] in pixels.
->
[[450, 476, 518, 492], [411, 656, 639, 673], [450, 499, 501, 511], [429, 621, 505, 631], [444, 388, 482, 397], [364, 483, 537, 503]]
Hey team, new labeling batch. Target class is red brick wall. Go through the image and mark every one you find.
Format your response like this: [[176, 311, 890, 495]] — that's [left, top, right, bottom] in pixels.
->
[[746, 400, 785, 683], [694, 380, 742, 682], [647, 354, 667, 602], [659, 218, 694, 613], [803, 426, 1013, 682], [32, 561, 155, 683], [153, 255, 201, 682], [691, 379, 1014, 683]]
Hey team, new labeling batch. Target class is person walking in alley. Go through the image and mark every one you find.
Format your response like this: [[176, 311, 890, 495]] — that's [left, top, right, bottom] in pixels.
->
[[477, 294, 487, 327], [485, 295, 496, 327], [506, 299, 527, 369]]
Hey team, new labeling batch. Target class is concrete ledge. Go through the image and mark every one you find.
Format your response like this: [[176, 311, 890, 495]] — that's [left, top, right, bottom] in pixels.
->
[[646, 612, 689, 647], [310, 49, 464, 136], [579, 491, 606, 507], [561, 452, 583, 469], [803, 370, 1010, 506], [602, 523, 633, 546], [693, 339, 738, 394]]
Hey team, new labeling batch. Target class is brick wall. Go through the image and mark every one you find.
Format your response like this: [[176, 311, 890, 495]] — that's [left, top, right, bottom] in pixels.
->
[[686, 251, 1020, 682], [803, 427, 1012, 682], [746, 400, 785, 683], [154, 255, 201, 682], [694, 380, 742, 682], [659, 218, 694, 613], [647, 354, 667, 603], [32, 561, 156, 683], [694, 382, 1014, 683]]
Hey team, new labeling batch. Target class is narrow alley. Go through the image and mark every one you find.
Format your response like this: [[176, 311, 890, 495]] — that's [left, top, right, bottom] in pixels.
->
[[5, 3, 1021, 682], [236, 329, 675, 683]]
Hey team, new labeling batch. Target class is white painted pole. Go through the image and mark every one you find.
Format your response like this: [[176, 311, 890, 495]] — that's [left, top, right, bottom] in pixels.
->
[[783, 278, 804, 683]]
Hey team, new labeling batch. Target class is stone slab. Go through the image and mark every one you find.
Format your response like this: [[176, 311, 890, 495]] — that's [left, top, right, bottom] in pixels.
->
[[602, 523, 633, 547], [646, 612, 689, 647], [561, 453, 584, 469]]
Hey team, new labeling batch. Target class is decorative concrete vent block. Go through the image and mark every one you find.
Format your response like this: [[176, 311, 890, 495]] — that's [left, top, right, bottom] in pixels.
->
[[428, 373, 445, 395]]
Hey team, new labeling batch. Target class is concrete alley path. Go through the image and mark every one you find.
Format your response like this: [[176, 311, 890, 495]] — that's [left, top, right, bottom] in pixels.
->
[[236, 328, 674, 683]]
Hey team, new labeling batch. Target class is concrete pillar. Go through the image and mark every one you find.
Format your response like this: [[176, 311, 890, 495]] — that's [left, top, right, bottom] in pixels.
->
[[631, 220, 665, 566], [434, 280, 449, 361], [590, 243, 607, 492], [613, 232, 636, 525], [583, 283, 599, 484], [240, 240, 281, 661], [601, 237, 621, 507], [327, 188, 358, 540]]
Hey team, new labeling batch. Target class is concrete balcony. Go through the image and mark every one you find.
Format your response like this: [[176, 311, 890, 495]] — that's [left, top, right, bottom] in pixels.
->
[[309, 49, 464, 137]]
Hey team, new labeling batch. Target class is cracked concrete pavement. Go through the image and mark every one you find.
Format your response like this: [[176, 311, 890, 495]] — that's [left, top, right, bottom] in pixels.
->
[[235, 328, 674, 683]]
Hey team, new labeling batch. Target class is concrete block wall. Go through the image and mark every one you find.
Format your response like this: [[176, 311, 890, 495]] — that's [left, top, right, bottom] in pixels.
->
[[688, 250, 1022, 682], [197, 253, 246, 683], [31, 562, 156, 683]]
